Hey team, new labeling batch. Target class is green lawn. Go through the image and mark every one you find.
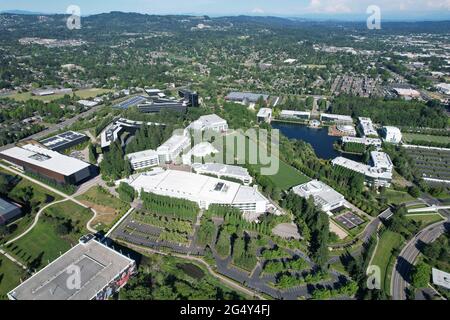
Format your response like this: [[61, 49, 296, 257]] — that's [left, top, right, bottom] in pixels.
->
[[219, 131, 310, 190], [252, 160, 310, 190], [406, 214, 445, 229], [4, 201, 92, 271], [0, 169, 62, 244], [7, 88, 113, 102], [371, 230, 404, 294], [384, 189, 415, 205], [0, 256, 26, 300], [403, 133, 450, 144]]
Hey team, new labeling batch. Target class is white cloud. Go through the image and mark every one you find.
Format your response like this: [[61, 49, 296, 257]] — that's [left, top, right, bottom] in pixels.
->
[[251, 7, 265, 14]]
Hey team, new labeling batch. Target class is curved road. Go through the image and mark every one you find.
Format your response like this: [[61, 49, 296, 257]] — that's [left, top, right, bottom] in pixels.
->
[[391, 219, 447, 300]]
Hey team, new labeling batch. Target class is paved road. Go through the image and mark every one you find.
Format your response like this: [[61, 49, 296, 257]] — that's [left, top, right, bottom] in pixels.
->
[[391, 193, 449, 300], [391, 220, 447, 300]]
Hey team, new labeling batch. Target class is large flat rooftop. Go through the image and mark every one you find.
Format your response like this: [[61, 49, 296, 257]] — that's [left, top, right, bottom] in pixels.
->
[[8, 237, 135, 300], [0, 144, 91, 176]]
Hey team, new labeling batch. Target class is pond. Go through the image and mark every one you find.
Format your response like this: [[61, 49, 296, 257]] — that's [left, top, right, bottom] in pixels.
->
[[272, 122, 361, 161]]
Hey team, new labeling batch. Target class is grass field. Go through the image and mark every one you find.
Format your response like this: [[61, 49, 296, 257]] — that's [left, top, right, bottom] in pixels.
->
[[219, 131, 310, 190], [371, 230, 404, 294], [0, 169, 62, 244], [406, 214, 445, 228], [403, 133, 450, 144], [7, 88, 113, 102], [4, 201, 92, 271], [0, 256, 26, 300], [384, 189, 415, 205], [77, 186, 130, 231]]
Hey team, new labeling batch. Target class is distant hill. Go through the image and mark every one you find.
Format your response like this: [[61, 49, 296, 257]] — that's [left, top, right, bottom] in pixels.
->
[[0, 10, 47, 15]]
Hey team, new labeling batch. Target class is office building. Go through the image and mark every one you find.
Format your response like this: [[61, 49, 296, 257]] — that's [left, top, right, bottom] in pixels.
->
[[192, 163, 253, 185], [8, 235, 136, 300], [0, 144, 95, 185], [187, 114, 228, 132], [127, 150, 160, 170], [358, 117, 379, 137], [292, 180, 345, 213], [381, 126, 402, 144], [40, 131, 89, 152], [0, 198, 22, 225]]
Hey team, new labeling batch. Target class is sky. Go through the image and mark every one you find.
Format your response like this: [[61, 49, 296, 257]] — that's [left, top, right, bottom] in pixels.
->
[[1, 0, 449, 20]]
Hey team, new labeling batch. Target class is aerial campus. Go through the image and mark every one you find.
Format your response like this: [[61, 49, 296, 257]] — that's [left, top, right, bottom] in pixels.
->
[[0, 1, 449, 304]]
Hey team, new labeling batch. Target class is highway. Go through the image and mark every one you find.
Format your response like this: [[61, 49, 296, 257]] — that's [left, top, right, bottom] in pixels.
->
[[391, 194, 449, 300]]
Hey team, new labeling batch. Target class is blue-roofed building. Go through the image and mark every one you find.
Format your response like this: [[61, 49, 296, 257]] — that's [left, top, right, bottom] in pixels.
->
[[0, 198, 22, 225]]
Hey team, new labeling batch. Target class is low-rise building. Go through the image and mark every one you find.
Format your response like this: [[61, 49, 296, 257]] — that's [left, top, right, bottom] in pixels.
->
[[336, 124, 357, 136], [225, 92, 270, 105], [157, 131, 191, 163], [292, 180, 345, 214], [393, 87, 421, 100], [280, 110, 311, 121], [342, 136, 382, 148], [381, 126, 402, 144], [127, 150, 160, 170], [332, 152, 393, 187], [8, 234, 136, 300], [370, 151, 393, 174], [358, 117, 378, 137], [435, 83, 450, 95], [320, 113, 353, 124], [0, 144, 95, 185], [77, 100, 99, 108], [40, 131, 89, 152], [124, 169, 270, 221], [0, 198, 22, 225], [187, 114, 228, 132], [257, 108, 272, 123], [192, 163, 253, 185]]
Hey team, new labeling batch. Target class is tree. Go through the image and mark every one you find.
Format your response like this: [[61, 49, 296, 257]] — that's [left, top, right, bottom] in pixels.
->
[[408, 186, 420, 198], [411, 262, 431, 289], [117, 182, 136, 203]]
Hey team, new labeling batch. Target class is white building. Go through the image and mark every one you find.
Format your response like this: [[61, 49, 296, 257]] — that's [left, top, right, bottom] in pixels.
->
[[0, 144, 93, 185], [77, 100, 99, 108], [332, 152, 393, 188], [257, 108, 272, 123], [127, 150, 160, 170], [358, 117, 378, 137], [381, 126, 402, 144], [436, 83, 450, 95], [187, 114, 228, 132], [393, 88, 421, 99], [157, 131, 191, 163], [292, 180, 345, 214], [125, 170, 270, 221], [370, 151, 393, 174], [342, 136, 382, 148], [320, 113, 353, 124], [182, 142, 218, 165], [280, 110, 311, 121], [336, 124, 357, 136], [192, 163, 253, 185]]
